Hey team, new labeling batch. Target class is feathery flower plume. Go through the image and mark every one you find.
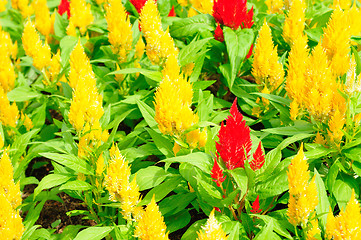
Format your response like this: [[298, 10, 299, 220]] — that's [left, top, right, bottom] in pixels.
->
[[105, 0, 133, 63], [33, 0, 53, 37], [0, 30, 16, 92], [134, 196, 169, 240], [22, 113, 33, 131], [135, 37, 145, 60], [196, 209, 228, 240], [347, 4, 361, 37], [306, 218, 320, 240], [22, 20, 51, 70], [177, 0, 188, 7], [190, 0, 213, 15], [287, 143, 318, 227], [105, 144, 141, 220], [213, 0, 253, 30], [12, 0, 33, 17], [139, 0, 178, 66], [286, 35, 309, 119], [0, 87, 19, 128], [58, 0, 70, 18], [211, 158, 226, 187], [0, 192, 24, 240], [0, 26, 17, 60], [250, 142, 265, 171], [47, 50, 62, 82], [251, 195, 262, 214], [68, 0, 94, 35], [322, 7, 350, 76], [130, 0, 149, 13], [252, 21, 284, 92], [332, 0, 351, 10], [214, 24, 224, 42], [282, 0, 306, 45], [0, 0, 6, 12], [216, 98, 252, 170], [154, 54, 197, 136], [328, 107, 345, 144], [326, 189, 361, 239], [265, 0, 284, 13]]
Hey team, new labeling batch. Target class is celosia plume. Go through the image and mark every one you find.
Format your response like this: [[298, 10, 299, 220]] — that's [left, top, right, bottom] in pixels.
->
[[214, 24, 224, 42], [130, 0, 149, 13], [250, 142, 265, 171], [283, 0, 306, 45], [326, 189, 361, 239], [190, 0, 213, 15], [306, 218, 321, 240], [287, 143, 318, 227], [68, 0, 94, 35], [139, 0, 178, 66], [58, 0, 70, 18], [0, 87, 19, 128], [252, 21, 284, 92], [105, 0, 133, 63], [265, 0, 284, 13], [105, 144, 141, 220], [33, 0, 53, 37], [213, 0, 253, 30], [0, 28, 16, 92], [216, 98, 252, 170], [196, 209, 228, 240], [211, 158, 226, 187], [251, 195, 262, 214], [134, 196, 169, 240], [0, 192, 24, 240]]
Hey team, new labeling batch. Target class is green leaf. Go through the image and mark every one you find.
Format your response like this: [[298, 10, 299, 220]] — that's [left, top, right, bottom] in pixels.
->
[[12, 129, 40, 161], [39, 153, 94, 175], [262, 122, 315, 136], [257, 215, 292, 239], [181, 219, 207, 240], [73, 227, 114, 240], [159, 192, 196, 216], [140, 175, 182, 205], [146, 128, 173, 157], [254, 219, 274, 240], [164, 210, 191, 233], [34, 174, 72, 198], [136, 166, 169, 191], [59, 180, 93, 191], [332, 179, 352, 210], [161, 152, 213, 173], [223, 27, 254, 89], [277, 133, 315, 151], [326, 160, 339, 192], [178, 37, 211, 66], [108, 68, 162, 82], [7, 86, 41, 102], [170, 14, 215, 38], [352, 161, 361, 176], [314, 168, 330, 230], [251, 92, 291, 106], [229, 168, 248, 199], [136, 100, 157, 128]]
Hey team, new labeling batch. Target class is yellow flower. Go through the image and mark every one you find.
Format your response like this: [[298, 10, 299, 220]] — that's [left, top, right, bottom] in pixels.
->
[[69, 0, 94, 35], [105, 0, 133, 63], [135, 37, 145, 60], [177, 0, 189, 7], [283, 0, 306, 45], [314, 132, 326, 145], [140, 0, 178, 66], [306, 218, 320, 240], [189, 0, 213, 14], [289, 100, 300, 120], [105, 144, 141, 221], [0, 133, 3, 149], [134, 196, 169, 240], [287, 144, 318, 227], [345, 55, 361, 95], [186, 128, 207, 149], [47, 50, 62, 82], [0, 149, 22, 210], [188, 7, 198, 17], [0, 51, 16, 93], [328, 107, 345, 143], [196, 209, 228, 240], [347, 4, 361, 37], [0, 192, 24, 240], [0, 0, 6, 12], [66, 21, 77, 36], [96, 153, 104, 176], [265, 0, 284, 14], [286, 35, 308, 110], [33, 0, 52, 37], [322, 7, 350, 76], [0, 87, 19, 128], [0, 26, 18, 60], [22, 20, 51, 70], [325, 189, 361, 239], [252, 21, 284, 92], [14, 0, 33, 17], [154, 54, 197, 136], [22, 113, 33, 131], [332, 0, 351, 10]]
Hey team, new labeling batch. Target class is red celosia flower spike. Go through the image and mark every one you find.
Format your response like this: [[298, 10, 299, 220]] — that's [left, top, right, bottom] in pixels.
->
[[216, 98, 252, 170], [211, 158, 226, 187], [168, 6, 176, 17], [251, 195, 262, 214], [58, 0, 71, 18], [214, 23, 224, 42], [250, 142, 265, 171], [212, 0, 254, 30], [246, 44, 254, 59], [130, 0, 151, 13]]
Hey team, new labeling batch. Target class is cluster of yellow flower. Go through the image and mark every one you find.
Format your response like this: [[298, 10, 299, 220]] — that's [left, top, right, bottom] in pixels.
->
[[0, 149, 24, 239], [33, 0, 55, 41], [11, 0, 33, 17], [67, 41, 109, 158], [196, 209, 228, 240], [67, 0, 94, 36]]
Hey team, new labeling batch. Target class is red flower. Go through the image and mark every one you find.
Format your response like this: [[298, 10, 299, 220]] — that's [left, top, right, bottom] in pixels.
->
[[214, 207, 221, 213], [130, 0, 150, 13], [214, 23, 224, 42], [211, 158, 226, 187], [250, 142, 265, 171], [246, 44, 253, 59], [250, 195, 262, 214], [58, 0, 70, 18], [168, 6, 176, 17], [216, 98, 252, 170], [212, 0, 254, 30]]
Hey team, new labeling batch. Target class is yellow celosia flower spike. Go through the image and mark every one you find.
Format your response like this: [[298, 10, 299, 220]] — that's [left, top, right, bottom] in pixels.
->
[[0, 192, 24, 240], [104, 144, 141, 221], [154, 54, 197, 136], [252, 20, 284, 92], [134, 196, 169, 240], [287, 143, 318, 227], [322, 7, 350, 76], [196, 209, 228, 240], [22, 20, 51, 70], [0, 87, 19, 128], [68, 0, 94, 35], [326, 189, 361, 239], [139, 0, 178, 66], [189, 0, 213, 14], [265, 0, 284, 14], [283, 0, 306, 45], [105, 0, 133, 63], [33, 0, 53, 38]]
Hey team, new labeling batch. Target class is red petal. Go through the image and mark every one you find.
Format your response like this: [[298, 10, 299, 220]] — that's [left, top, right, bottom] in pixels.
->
[[250, 142, 265, 171], [211, 158, 226, 187], [58, 0, 70, 18], [168, 6, 176, 17], [251, 195, 262, 214], [216, 98, 252, 170], [246, 44, 253, 59], [214, 24, 224, 42]]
